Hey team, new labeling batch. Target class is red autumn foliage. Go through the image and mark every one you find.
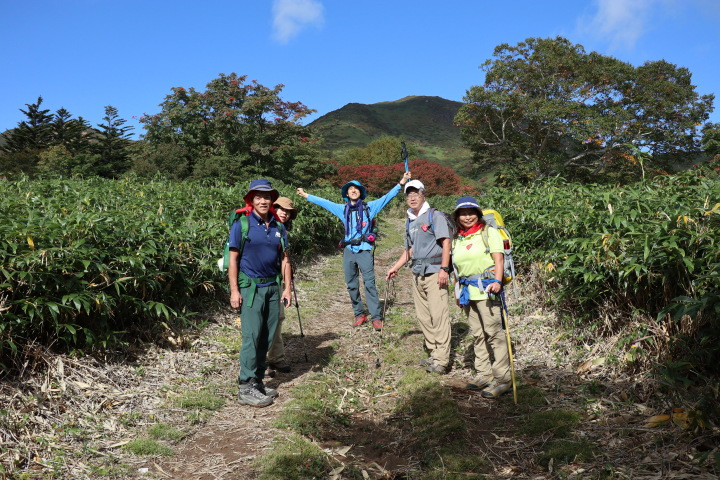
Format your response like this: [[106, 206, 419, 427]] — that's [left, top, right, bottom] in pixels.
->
[[330, 159, 463, 196]]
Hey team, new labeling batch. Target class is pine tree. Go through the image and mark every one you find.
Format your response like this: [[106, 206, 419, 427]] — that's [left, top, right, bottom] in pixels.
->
[[94, 105, 133, 177], [2, 97, 54, 153], [51, 108, 73, 145], [51, 108, 91, 154]]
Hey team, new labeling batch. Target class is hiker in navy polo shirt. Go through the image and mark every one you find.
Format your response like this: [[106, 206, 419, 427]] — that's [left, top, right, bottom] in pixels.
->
[[228, 179, 291, 407], [296, 171, 411, 331]]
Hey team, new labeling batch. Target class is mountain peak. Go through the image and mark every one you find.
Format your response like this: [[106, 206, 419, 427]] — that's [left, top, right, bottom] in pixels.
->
[[309, 96, 471, 174]]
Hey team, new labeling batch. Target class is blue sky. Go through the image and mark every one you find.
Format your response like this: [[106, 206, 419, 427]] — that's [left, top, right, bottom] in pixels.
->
[[2, 0, 719, 139]]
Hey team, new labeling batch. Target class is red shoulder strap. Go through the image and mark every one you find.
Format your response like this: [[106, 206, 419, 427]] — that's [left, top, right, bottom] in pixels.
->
[[236, 202, 253, 215]]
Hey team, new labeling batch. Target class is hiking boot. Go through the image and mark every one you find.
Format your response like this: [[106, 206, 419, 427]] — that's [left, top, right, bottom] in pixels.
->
[[426, 363, 449, 374], [238, 380, 273, 407], [371, 319, 383, 331], [352, 314, 368, 327], [467, 375, 493, 391], [268, 361, 291, 373], [481, 381, 511, 399], [256, 380, 279, 398], [264, 366, 276, 378], [419, 357, 434, 367]]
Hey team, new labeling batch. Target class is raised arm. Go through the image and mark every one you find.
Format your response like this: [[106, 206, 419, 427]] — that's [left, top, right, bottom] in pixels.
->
[[368, 171, 412, 217], [297, 187, 345, 219]]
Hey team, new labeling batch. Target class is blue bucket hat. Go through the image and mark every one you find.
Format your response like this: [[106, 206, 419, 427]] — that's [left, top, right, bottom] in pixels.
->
[[243, 178, 280, 204], [340, 180, 367, 201], [452, 196, 483, 223]]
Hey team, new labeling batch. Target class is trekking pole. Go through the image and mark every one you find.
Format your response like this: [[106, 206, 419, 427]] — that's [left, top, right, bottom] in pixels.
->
[[401, 141, 409, 172], [291, 266, 309, 362], [499, 292, 518, 404], [374, 278, 392, 368]]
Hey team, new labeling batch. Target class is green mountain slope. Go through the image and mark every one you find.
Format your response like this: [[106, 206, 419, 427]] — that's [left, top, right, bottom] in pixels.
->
[[309, 96, 475, 175]]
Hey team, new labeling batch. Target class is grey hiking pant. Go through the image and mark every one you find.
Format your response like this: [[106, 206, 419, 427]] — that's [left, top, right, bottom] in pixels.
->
[[343, 249, 382, 320]]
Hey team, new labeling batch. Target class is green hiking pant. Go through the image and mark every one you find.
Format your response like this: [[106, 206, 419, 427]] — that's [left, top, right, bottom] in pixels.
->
[[267, 298, 286, 364], [238, 284, 280, 383]]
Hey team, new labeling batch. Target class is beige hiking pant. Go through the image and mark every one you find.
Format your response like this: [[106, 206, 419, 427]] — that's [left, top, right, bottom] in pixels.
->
[[267, 299, 285, 364], [465, 299, 510, 383], [411, 272, 451, 367]]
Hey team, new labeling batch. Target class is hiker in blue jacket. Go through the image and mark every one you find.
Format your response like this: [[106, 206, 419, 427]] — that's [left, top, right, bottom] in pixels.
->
[[297, 171, 411, 331]]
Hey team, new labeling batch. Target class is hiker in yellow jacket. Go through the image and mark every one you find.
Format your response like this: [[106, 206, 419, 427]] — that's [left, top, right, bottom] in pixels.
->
[[451, 196, 511, 399]]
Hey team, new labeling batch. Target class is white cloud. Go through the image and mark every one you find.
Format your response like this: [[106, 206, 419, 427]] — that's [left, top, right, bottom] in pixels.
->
[[272, 0, 324, 44], [580, 0, 676, 50]]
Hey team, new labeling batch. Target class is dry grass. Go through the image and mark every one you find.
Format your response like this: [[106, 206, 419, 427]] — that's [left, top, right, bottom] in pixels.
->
[[1, 218, 718, 479]]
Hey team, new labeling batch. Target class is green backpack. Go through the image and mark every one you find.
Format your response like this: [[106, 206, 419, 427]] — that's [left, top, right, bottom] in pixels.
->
[[218, 209, 287, 272]]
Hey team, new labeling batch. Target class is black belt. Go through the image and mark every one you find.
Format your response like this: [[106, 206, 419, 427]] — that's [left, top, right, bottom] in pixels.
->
[[340, 234, 375, 248]]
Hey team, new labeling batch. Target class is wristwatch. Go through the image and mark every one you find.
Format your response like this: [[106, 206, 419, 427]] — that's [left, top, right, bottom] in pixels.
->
[[440, 266, 451, 273]]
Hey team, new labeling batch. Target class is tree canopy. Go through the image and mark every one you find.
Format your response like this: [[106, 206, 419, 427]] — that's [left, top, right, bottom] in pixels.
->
[[0, 97, 129, 178], [2, 97, 54, 154], [334, 136, 418, 166], [702, 122, 720, 156], [139, 73, 331, 185], [455, 37, 715, 183]]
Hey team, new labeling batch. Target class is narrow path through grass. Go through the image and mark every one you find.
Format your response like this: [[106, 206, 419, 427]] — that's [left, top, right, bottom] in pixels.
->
[[3, 216, 717, 479]]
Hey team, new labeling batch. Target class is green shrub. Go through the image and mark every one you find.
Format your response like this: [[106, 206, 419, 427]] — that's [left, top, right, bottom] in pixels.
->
[[432, 169, 720, 384], [0, 177, 340, 373]]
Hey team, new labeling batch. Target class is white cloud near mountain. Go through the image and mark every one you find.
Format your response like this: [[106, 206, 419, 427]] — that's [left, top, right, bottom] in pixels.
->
[[272, 0, 324, 44]]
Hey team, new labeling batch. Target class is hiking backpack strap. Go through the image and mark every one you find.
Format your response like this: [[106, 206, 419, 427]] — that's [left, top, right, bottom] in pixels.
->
[[220, 209, 287, 275], [480, 225, 491, 254], [277, 221, 288, 252], [478, 224, 515, 286], [428, 208, 436, 232], [404, 217, 412, 267], [480, 224, 512, 254], [222, 214, 249, 271], [235, 218, 287, 309], [342, 203, 374, 240]]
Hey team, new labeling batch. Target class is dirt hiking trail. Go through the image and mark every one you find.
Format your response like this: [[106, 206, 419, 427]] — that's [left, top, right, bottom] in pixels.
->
[[2, 217, 717, 479]]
